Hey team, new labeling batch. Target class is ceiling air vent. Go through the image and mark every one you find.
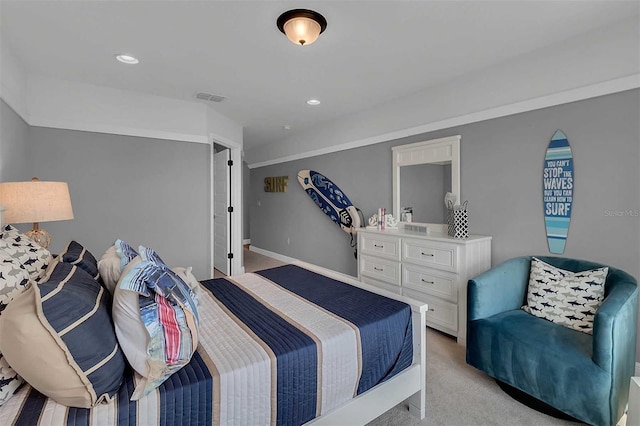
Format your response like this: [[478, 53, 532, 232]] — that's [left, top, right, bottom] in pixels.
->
[[194, 92, 226, 102]]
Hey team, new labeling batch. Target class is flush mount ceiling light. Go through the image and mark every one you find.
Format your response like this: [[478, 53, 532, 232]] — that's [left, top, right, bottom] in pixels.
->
[[277, 9, 327, 46], [115, 54, 139, 64], [306, 99, 321, 106]]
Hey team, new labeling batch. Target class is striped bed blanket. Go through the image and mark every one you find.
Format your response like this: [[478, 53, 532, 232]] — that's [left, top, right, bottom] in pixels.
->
[[1, 265, 413, 426]]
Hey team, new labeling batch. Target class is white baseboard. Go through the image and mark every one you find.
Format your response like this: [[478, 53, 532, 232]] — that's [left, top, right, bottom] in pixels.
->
[[243, 239, 251, 245], [249, 246, 299, 264]]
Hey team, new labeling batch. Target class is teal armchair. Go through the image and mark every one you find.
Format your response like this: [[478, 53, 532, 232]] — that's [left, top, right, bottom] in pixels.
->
[[467, 256, 638, 426]]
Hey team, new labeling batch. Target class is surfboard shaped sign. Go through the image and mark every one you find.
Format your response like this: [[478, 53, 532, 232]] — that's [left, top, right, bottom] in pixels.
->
[[543, 130, 574, 254], [297, 170, 361, 234]]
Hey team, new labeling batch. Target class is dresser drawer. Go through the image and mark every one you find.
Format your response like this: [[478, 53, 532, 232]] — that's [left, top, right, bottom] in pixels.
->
[[361, 275, 402, 296], [402, 238, 458, 272], [402, 264, 458, 303], [359, 254, 401, 286], [403, 289, 458, 333], [359, 233, 401, 261]]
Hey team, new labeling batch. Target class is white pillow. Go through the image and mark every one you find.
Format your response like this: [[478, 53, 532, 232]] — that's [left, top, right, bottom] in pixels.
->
[[97, 245, 120, 293], [98, 240, 139, 293], [112, 256, 147, 375]]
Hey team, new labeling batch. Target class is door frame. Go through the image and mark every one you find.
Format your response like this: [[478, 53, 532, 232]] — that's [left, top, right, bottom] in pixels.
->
[[209, 136, 244, 277]]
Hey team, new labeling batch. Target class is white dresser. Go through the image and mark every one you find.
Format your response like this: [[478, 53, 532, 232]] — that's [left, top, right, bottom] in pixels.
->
[[357, 228, 492, 344]]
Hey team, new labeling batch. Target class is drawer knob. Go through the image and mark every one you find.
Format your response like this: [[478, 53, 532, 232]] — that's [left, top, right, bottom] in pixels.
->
[[374, 244, 384, 248], [429, 308, 435, 312], [421, 252, 434, 257], [421, 279, 435, 284], [374, 267, 384, 272]]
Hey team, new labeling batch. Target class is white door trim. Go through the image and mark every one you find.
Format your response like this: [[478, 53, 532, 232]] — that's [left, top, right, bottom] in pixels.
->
[[209, 136, 244, 278], [213, 149, 231, 275]]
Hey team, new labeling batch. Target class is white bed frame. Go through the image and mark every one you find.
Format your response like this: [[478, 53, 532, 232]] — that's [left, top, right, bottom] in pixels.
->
[[293, 261, 427, 425]]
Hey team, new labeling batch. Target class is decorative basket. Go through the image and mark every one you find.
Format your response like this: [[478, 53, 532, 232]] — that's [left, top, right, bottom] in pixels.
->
[[447, 200, 469, 239]]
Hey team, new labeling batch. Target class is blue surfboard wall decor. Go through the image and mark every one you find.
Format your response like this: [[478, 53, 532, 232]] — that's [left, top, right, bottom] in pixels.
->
[[543, 130, 574, 254], [297, 170, 361, 234]]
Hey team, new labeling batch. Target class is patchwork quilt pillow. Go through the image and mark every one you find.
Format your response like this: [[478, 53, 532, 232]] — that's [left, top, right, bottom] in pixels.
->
[[116, 239, 138, 270], [98, 240, 138, 293], [112, 246, 199, 400], [58, 240, 101, 281], [522, 257, 608, 334], [171, 266, 202, 307], [0, 251, 29, 405], [0, 225, 51, 282], [0, 262, 126, 408]]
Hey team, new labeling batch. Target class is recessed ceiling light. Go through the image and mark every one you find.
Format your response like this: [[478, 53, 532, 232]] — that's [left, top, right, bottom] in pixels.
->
[[307, 99, 321, 106], [283, 125, 292, 130], [115, 54, 139, 65]]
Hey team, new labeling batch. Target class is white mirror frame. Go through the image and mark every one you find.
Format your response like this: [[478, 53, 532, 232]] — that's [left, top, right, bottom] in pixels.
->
[[392, 135, 461, 233]]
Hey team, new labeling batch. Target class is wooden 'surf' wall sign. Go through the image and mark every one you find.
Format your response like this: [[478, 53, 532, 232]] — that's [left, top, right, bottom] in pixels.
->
[[543, 130, 574, 254], [264, 176, 288, 192]]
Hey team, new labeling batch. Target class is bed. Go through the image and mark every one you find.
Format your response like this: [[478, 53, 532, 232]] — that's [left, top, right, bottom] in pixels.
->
[[0, 261, 427, 426]]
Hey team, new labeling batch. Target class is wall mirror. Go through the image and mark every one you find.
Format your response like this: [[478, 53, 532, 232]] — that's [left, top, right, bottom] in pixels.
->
[[392, 135, 460, 233]]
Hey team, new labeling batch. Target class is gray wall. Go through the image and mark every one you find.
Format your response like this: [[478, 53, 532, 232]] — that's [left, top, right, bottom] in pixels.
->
[[251, 89, 639, 278], [250, 89, 640, 361], [28, 127, 212, 279], [0, 100, 30, 181], [251, 142, 394, 274]]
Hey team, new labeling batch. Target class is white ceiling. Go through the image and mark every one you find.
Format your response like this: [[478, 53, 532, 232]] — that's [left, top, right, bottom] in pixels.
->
[[1, 1, 637, 151]]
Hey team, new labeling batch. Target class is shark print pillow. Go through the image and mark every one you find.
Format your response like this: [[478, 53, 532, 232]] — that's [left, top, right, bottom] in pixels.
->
[[0, 250, 29, 405], [522, 257, 608, 334], [0, 225, 52, 282]]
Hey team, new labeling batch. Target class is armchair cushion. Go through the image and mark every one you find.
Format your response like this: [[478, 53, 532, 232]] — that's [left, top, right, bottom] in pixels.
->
[[468, 309, 610, 425]]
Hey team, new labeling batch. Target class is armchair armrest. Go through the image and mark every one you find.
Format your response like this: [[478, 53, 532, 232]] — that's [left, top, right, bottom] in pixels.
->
[[592, 276, 638, 424], [467, 256, 531, 321], [592, 279, 638, 372]]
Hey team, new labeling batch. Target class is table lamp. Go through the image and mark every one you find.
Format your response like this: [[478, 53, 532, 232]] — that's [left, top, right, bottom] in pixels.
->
[[0, 177, 74, 248]]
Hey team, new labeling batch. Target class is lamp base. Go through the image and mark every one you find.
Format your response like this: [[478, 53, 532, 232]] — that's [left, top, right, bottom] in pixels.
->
[[25, 226, 51, 249]]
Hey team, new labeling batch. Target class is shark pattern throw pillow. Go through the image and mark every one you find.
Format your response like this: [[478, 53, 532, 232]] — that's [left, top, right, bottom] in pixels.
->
[[522, 257, 608, 334]]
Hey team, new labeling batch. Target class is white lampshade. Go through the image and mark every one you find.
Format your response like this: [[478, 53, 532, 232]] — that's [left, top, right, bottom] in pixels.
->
[[0, 180, 74, 224], [0, 178, 73, 248]]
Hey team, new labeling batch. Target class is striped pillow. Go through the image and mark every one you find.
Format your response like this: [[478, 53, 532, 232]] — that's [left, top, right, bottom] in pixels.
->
[[58, 240, 101, 281], [0, 262, 126, 408]]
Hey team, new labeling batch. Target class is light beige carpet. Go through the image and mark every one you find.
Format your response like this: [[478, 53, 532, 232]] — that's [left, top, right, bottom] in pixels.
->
[[214, 247, 285, 277]]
